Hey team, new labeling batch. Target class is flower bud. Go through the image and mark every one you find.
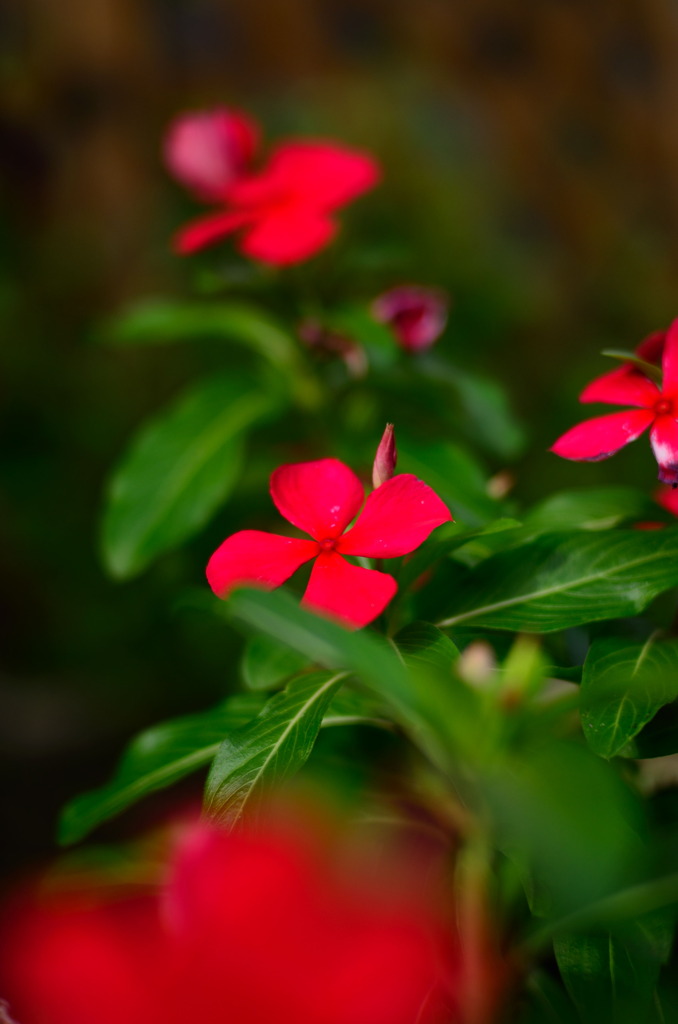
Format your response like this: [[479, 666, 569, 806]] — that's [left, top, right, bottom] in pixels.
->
[[372, 423, 397, 489], [371, 286, 448, 352]]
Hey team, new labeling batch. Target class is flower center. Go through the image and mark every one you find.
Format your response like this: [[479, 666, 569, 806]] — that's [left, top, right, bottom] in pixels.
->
[[318, 537, 337, 552], [655, 398, 674, 416]]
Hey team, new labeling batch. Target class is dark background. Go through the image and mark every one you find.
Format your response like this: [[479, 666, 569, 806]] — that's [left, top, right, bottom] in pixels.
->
[[3, 0, 678, 874]]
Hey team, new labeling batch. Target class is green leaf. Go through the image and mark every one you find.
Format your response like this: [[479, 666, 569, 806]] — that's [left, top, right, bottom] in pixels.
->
[[59, 694, 263, 845], [240, 635, 310, 691], [227, 588, 411, 712], [418, 356, 526, 459], [204, 670, 347, 826], [395, 621, 459, 673], [554, 913, 674, 1024], [100, 298, 321, 408], [485, 740, 644, 914], [438, 528, 678, 633], [521, 971, 580, 1024], [226, 589, 451, 770], [397, 438, 501, 526], [102, 374, 275, 578], [524, 488, 660, 533], [581, 637, 678, 758], [322, 688, 392, 727]]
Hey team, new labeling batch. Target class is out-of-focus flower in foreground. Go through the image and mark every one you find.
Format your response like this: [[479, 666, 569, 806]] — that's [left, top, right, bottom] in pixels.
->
[[166, 107, 380, 266], [206, 457, 452, 628], [371, 286, 448, 352], [0, 818, 455, 1024], [551, 321, 678, 483], [164, 108, 258, 202]]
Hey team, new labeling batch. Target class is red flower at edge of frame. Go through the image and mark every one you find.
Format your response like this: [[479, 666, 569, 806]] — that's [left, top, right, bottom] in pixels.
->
[[551, 321, 678, 483], [166, 108, 381, 266], [0, 819, 454, 1024], [206, 458, 452, 628]]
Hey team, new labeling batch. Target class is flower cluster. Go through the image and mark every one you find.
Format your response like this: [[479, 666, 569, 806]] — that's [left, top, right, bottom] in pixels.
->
[[551, 322, 678, 483], [165, 106, 380, 265], [207, 455, 452, 628]]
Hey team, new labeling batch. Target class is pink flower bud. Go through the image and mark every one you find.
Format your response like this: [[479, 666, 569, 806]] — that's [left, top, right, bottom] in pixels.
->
[[371, 286, 448, 352], [164, 108, 258, 202], [372, 423, 398, 489]]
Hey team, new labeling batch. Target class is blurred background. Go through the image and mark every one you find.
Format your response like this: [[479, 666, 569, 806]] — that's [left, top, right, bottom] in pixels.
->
[[3, 0, 678, 875]]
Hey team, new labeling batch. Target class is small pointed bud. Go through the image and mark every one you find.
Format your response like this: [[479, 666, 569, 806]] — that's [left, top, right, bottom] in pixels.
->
[[372, 424, 397, 489]]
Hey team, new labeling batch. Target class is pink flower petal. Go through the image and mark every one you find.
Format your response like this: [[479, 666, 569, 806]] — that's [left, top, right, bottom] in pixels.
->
[[580, 365, 659, 407], [339, 474, 452, 558], [230, 142, 381, 211], [206, 530, 318, 598], [239, 207, 337, 265], [164, 108, 258, 202], [302, 552, 397, 628], [650, 416, 678, 483], [270, 459, 365, 541], [551, 409, 654, 461], [662, 319, 678, 396], [173, 210, 252, 254]]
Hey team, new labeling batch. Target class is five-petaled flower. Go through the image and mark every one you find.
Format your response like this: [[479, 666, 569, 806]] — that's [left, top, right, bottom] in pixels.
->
[[165, 107, 380, 266], [0, 817, 454, 1024], [551, 320, 678, 484], [371, 286, 448, 352], [206, 457, 452, 628]]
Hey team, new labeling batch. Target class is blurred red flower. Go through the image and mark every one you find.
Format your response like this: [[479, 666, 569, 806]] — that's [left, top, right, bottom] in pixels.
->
[[165, 108, 380, 265], [371, 286, 448, 352], [0, 819, 454, 1024], [206, 457, 452, 628], [551, 322, 678, 483]]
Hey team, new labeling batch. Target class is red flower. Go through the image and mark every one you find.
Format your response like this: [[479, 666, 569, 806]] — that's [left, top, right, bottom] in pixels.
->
[[167, 108, 380, 266], [206, 457, 452, 628], [371, 286, 448, 352], [164, 108, 258, 202], [551, 322, 678, 483], [0, 820, 453, 1024]]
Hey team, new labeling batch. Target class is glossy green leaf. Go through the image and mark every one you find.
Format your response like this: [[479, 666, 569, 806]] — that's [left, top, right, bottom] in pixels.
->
[[438, 528, 678, 633], [395, 621, 459, 673], [204, 670, 347, 826], [554, 913, 674, 1024], [524, 488, 661, 534], [102, 374, 275, 578], [240, 635, 310, 691], [226, 589, 453, 771], [59, 694, 263, 845], [581, 637, 678, 758], [227, 588, 411, 712]]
